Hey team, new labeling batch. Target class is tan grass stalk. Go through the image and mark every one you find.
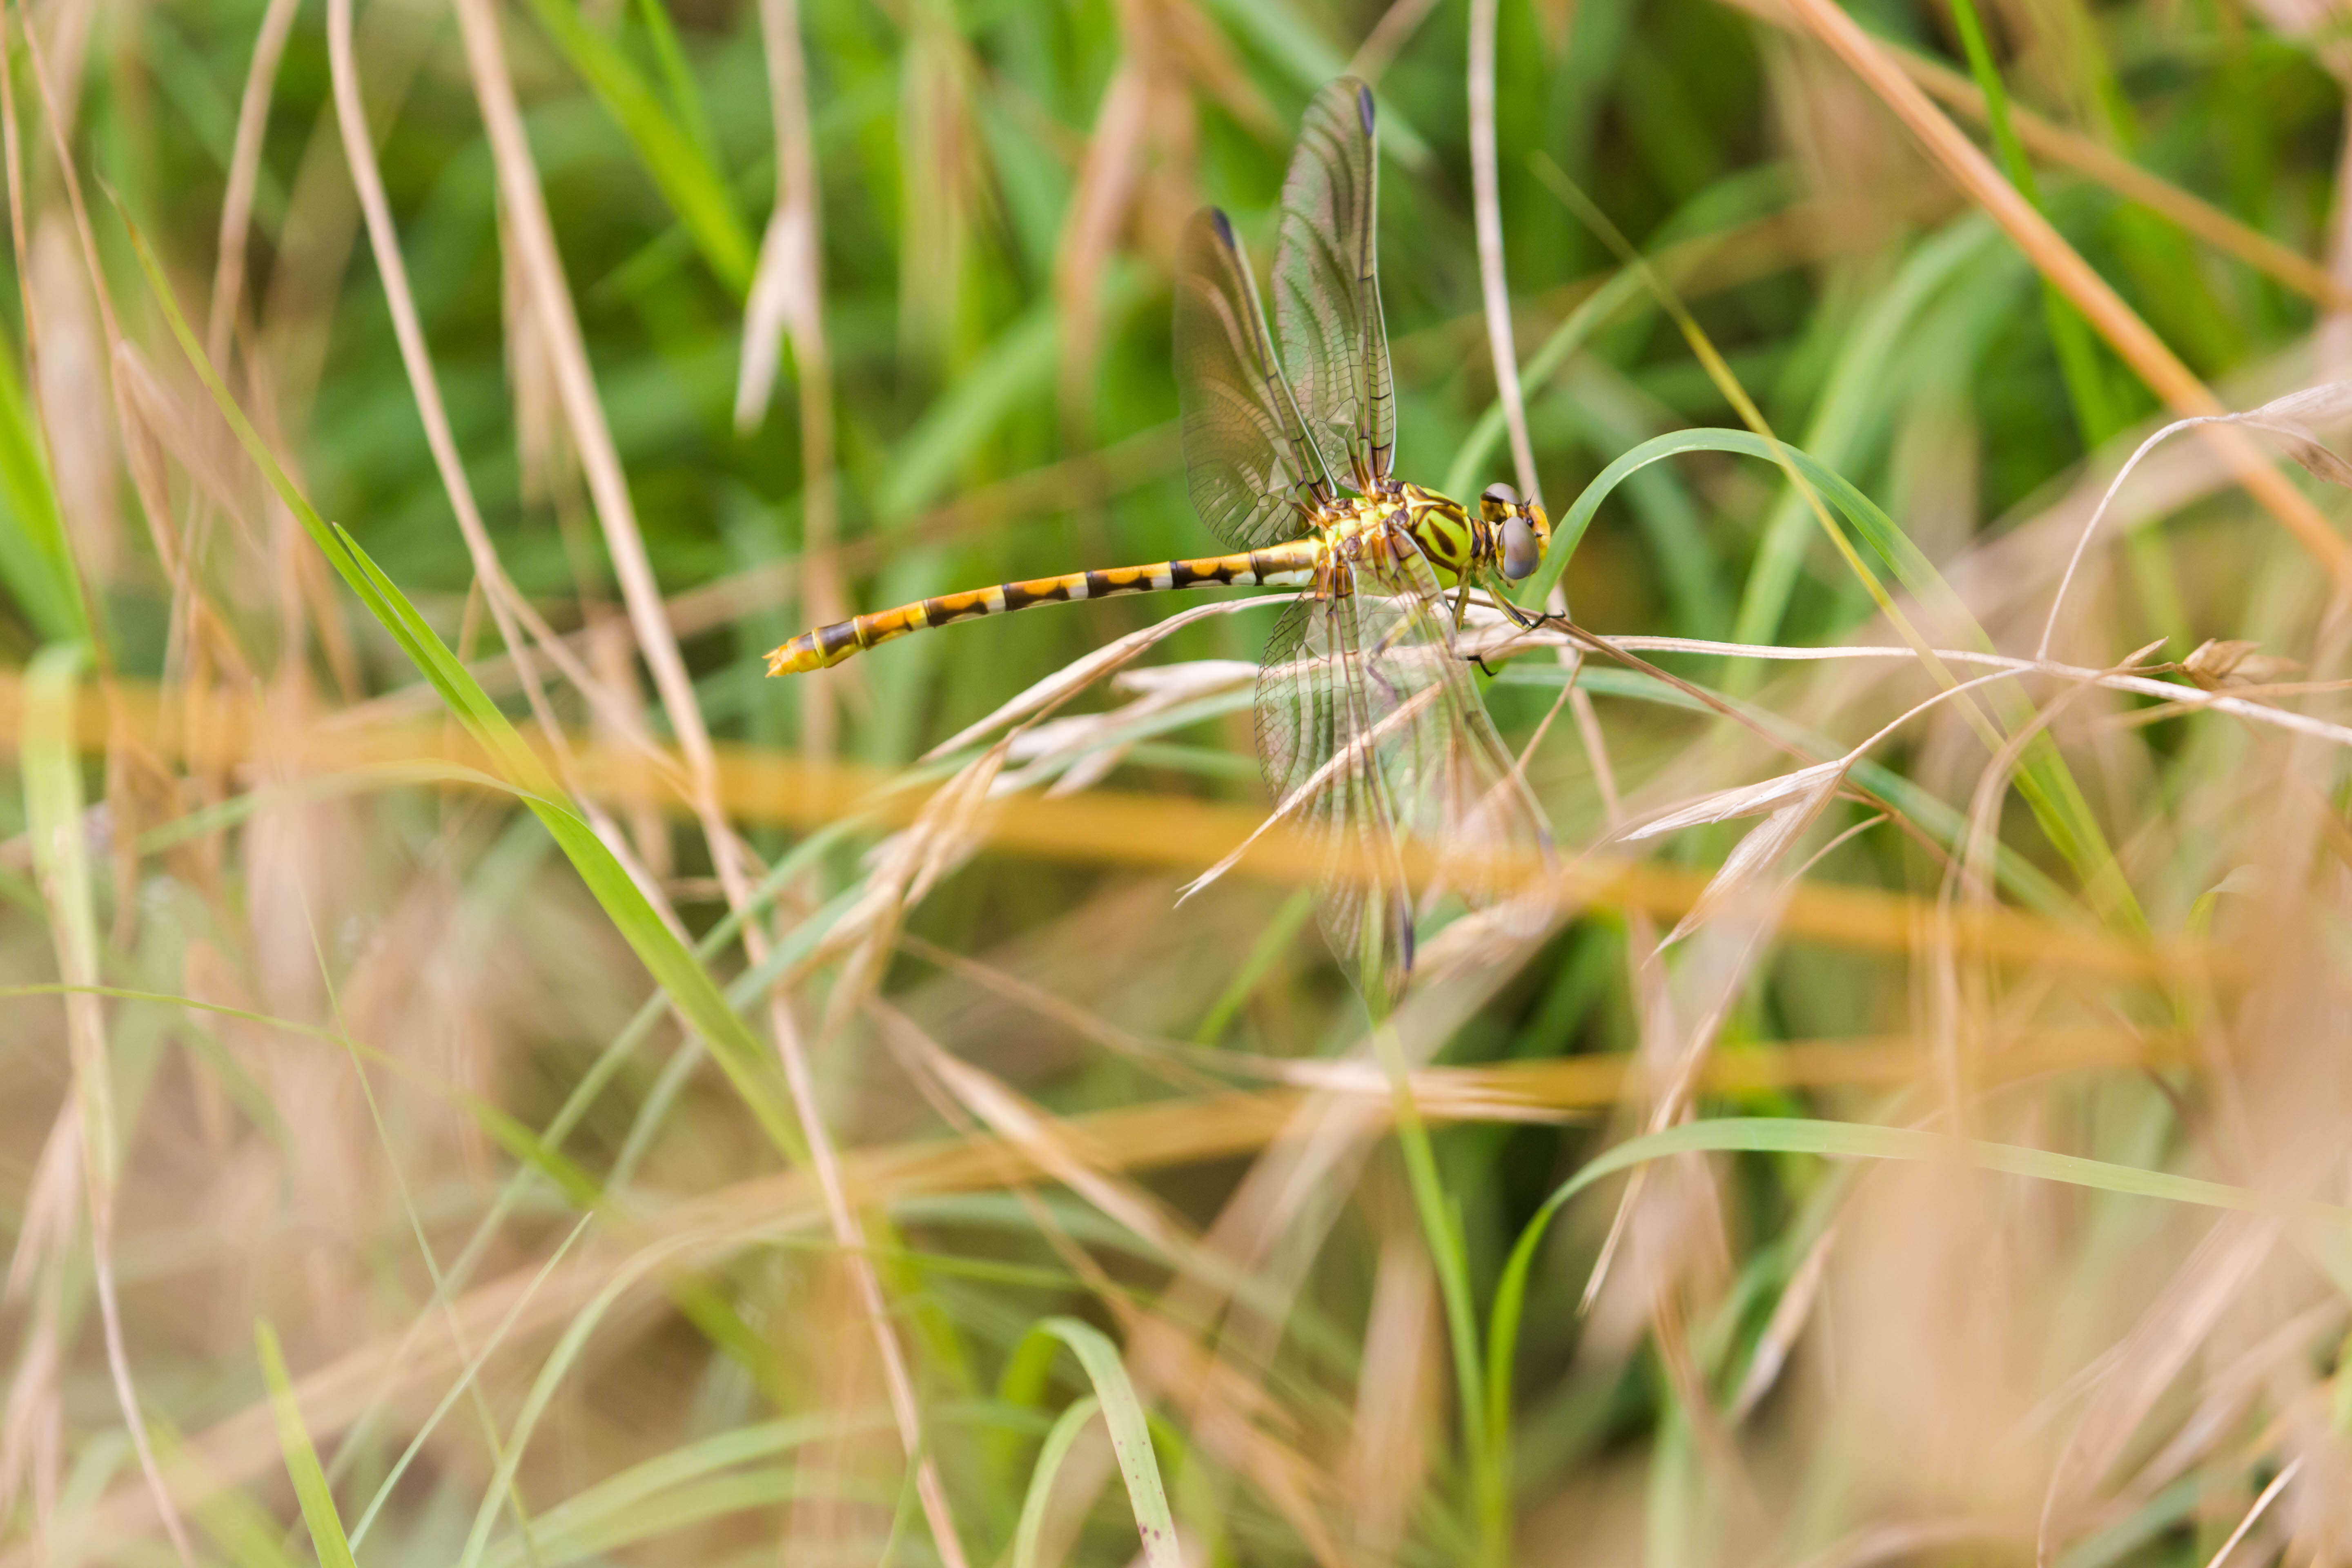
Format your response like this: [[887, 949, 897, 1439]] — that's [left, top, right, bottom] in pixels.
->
[[746, 0, 844, 762], [2199, 1456, 2303, 1568], [446, 0, 725, 837], [2036, 1216, 2285, 1561], [1346, 0, 1445, 84], [1342, 1233, 1437, 1557], [204, 0, 301, 366], [1719, 0, 2352, 312], [24, 700, 193, 1566], [1473, 0, 1668, 1329], [448, 1, 965, 1556], [0, 1103, 78, 1546], [5, 16, 198, 1557], [871, 1000, 1194, 1261], [1773, 0, 2352, 593], [1054, 56, 1148, 439], [2038, 383, 2352, 659], [324, 0, 684, 819], [1468, 0, 1538, 503]]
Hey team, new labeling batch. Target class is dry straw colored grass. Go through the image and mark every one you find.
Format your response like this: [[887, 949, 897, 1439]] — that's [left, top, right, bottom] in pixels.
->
[[6, 0, 2352, 1565]]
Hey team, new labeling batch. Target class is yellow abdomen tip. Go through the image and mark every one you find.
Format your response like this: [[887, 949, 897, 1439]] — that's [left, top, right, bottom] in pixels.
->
[[765, 638, 820, 677]]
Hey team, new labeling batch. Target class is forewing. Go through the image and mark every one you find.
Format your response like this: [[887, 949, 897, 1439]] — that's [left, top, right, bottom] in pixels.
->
[[1255, 595, 1417, 1000], [1174, 208, 1334, 552], [1349, 548, 1558, 940], [1274, 78, 1395, 486]]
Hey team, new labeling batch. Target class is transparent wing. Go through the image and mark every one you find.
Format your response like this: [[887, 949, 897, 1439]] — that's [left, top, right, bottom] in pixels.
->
[[1274, 77, 1395, 488], [1174, 208, 1335, 553], [1350, 547, 1557, 939], [1254, 546, 1555, 999], [1255, 593, 1418, 1000]]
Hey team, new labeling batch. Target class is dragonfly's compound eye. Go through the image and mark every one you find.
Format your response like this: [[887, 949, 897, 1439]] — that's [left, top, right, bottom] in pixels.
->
[[1501, 515, 1540, 580], [1480, 481, 1519, 521]]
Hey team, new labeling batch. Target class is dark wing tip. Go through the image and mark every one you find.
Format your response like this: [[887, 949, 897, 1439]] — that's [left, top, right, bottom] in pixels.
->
[[1355, 82, 1375, 136], [1207, 207, 1236, 249]]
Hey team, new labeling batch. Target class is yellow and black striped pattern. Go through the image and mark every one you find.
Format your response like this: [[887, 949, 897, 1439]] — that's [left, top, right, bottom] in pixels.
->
[[764, 540, 1326, 675]]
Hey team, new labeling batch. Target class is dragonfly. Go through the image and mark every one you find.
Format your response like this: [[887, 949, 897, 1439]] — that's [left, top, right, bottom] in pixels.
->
[[768, 78, 1557, 998]]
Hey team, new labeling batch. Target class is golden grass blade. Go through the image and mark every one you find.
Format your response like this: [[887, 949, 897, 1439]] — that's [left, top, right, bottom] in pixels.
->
[[0, 668, 2222, 982], [1772, 0, 2352, 595]]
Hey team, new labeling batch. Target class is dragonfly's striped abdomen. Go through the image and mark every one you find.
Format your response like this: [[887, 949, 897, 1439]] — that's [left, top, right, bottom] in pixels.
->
[[765, 540, 1326, 675]]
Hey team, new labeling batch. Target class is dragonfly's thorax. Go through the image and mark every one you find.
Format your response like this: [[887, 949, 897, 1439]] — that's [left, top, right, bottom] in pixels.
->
[[1309, 481, 1495, 589]]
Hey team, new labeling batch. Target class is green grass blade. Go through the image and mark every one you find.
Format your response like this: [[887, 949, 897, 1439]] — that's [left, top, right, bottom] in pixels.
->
[[1013, 1395, 1099, 1568], [519, 0, 755, 295], [254, 1320, 360, 1568], [878, 297, 1062, 523], [22, 643, 107, 1177], [1945, 0, 2124, 451], [1031, 1318, 1180, 1568], [1731, 218, 1996, 649], [633, 0, 716, 165], [0, 319, 83, 642]]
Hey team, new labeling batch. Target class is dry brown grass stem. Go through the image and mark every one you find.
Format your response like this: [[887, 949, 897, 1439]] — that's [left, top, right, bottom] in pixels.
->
[[325, 0, 662, 799], [446, 0, 724, 840], [1719, 0, 2352, 313], [448, 0, 961, 1552], [1581, 633, 2352, 753], [748, 0, 845, 766], [1467, 0, 1539, 508], [7, 15, 193, 1559], [205, 0, 301, 366], [1346, 0, 1445, 85], [1773, 0, 2352, 593], [17, 1025, 2187, 1567]]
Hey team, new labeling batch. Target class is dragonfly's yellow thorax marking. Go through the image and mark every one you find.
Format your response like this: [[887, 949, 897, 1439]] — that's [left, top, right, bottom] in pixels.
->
[[1308, 483, 1487, 587]]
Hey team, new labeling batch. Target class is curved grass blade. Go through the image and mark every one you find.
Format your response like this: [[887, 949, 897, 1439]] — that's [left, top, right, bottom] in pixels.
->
[[1483, 1116, 2345, 1479], [1022, 1319, 1180, 1568], [1539, 427, 2136, 927], [1013, 1395, 1100, 1568]]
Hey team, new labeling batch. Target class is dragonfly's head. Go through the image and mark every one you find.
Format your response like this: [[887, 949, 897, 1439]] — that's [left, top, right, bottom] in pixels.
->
[[1481, 482, 1551, 581]]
